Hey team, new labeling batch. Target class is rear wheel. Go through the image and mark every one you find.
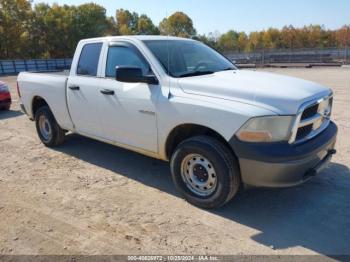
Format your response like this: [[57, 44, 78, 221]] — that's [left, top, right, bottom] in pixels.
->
[[170, 136, 240, 209], [35, 106, 65, 147]]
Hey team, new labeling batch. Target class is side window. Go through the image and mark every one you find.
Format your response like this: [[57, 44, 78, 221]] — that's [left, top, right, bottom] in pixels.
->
[[77, 43, 102, 76], [106, 45, 149, 78]]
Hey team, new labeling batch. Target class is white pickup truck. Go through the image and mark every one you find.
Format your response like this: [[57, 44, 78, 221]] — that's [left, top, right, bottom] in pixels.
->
[[17, 36, 337, 208]]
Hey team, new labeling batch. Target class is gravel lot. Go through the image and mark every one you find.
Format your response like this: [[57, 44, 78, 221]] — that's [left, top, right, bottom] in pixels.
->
[[0, 68, 349, 256]]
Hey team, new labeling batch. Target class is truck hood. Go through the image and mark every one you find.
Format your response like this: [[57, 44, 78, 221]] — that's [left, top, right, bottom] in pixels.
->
[[178, 70, 331, 114]]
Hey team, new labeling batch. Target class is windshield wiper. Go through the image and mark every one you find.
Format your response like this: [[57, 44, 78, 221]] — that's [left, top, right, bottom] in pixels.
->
[[177, 71, 215, 78]]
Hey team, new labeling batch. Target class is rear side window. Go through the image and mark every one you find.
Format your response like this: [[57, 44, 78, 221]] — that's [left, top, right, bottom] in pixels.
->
[[77, 43, 102, 76]]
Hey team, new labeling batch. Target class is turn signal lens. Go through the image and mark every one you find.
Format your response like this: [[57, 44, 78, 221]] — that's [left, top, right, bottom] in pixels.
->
[[238, 131, 272, 142]]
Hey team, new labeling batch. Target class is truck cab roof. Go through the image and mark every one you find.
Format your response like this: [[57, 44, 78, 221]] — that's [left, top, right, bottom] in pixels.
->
[[78, 35, 194, 44]]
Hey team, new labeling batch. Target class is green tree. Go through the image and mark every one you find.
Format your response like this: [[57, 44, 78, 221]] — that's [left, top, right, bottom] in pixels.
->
[[26, 3, 51, 58], [218, 30, 239, 51], [34, 3, 109, 58], [1, 0, 349, 59], [262, 28, 281, 49], [116, 10, 158, 35], [280, 25, 298, 49], [335, 25, 350, 48], [137, 14, 159, 35], [38, 4, 73, 58], [69, 4, 109, 50], [159, 11, 196, 37], [237, 32, 248, 52], [0, 0, 32, 58], [116, 9, 139, 35], [246, 31, 263, 51], [304, 24, 324, 48], [105, 16, 118, 36]]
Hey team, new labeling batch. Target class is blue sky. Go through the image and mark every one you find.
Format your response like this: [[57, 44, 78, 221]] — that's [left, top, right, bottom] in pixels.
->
[[33, 0, 350, 34]]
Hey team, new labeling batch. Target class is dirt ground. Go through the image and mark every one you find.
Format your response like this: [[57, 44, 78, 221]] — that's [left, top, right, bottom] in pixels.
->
[[0, 68, 349, 256]]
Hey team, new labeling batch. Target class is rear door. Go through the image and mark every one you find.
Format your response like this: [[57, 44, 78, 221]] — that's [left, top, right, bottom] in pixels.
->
[[98, 42, 159, 152], [67, 42, 105, 138]]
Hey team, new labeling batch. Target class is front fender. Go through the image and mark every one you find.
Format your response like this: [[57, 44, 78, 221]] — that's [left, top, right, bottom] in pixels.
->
[[157, 93, 277, 160]]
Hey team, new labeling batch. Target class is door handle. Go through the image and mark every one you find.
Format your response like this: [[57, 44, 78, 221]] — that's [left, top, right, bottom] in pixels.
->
[[100, 89, 115, 95], [69, 85, 80, 90]]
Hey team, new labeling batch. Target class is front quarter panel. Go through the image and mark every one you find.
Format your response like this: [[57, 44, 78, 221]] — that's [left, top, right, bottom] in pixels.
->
[[157, 90, 277, 160]]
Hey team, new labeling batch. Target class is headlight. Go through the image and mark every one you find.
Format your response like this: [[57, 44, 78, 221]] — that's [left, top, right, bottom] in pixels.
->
[[236, 116, 294, 142]]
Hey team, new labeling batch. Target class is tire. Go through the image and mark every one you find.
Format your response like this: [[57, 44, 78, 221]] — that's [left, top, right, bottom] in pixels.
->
[[35, 106, 65, 147], [170, 136, 241, 209]]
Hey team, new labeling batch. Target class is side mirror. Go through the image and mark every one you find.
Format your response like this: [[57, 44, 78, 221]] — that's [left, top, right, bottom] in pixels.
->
[[116, 66, 159, 85]]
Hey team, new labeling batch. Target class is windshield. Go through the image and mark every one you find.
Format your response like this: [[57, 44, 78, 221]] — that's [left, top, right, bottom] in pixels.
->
[[143, 40, 236, 78]]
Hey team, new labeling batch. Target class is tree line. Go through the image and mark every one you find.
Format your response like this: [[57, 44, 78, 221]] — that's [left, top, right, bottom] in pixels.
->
[[1, 0, 350, 59]]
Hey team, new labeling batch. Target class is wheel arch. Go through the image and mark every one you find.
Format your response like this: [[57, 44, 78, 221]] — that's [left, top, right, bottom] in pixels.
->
[[31, 96, 49, 119], [165, 123, 235, 160]]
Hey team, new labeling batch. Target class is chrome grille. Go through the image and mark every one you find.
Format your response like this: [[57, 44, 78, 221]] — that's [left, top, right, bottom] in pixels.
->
[[289, 94, 333, 144], [300, 103, 319, 120], [296, 124, 313, 140]]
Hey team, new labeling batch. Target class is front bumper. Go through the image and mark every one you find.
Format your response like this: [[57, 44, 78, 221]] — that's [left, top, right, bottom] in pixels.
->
[[230, 121, 338, 187]]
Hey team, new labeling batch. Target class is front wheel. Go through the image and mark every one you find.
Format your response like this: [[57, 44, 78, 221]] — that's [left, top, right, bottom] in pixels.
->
[[35, 106, 65, 147], [170, 136, 241, 209]]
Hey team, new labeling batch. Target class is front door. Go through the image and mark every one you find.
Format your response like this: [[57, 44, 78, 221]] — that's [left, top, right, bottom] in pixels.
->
[[98, 42, 159, 152]]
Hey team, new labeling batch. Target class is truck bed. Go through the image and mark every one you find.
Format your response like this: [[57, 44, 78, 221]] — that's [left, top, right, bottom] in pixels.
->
[[17, 71, 74, 130]]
